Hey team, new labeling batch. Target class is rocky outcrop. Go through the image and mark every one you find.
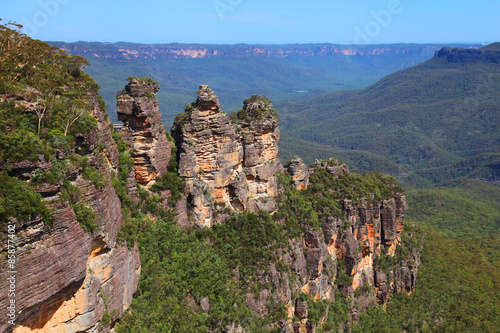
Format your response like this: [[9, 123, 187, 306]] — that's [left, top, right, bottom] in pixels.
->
[[285, 158, 309, 190], [314, 158, 349, 178], [239, 96, 280, 212], [0, 90, 140, 333], [0, 69, 420, 332], [172, 86, 279, 227], [241, 160, 420, 331], [117, 78, 172, 187]]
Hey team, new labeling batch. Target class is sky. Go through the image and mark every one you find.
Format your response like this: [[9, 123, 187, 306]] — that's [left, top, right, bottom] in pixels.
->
[[1, 0, 499, 45]]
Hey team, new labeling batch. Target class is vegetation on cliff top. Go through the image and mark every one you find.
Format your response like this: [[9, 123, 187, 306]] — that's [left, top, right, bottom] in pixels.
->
[[125, 76, 159, 85], [230, 94, 280, 123], [116, 161, 407, 332], [0, 20, 104, 230]]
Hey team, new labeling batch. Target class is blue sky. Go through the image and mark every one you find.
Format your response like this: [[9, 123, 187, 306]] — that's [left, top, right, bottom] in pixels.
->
[[1, 0, 498, 44]]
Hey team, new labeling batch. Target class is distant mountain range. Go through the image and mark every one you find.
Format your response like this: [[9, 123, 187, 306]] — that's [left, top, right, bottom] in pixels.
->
[[49, 41, 481, 124], [278, 43, 500, 187], [51, 41, 473, 59]]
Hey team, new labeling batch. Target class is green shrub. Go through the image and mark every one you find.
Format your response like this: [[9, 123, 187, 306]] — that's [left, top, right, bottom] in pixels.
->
[[98, 95, 107, 111], [68, 113, 97, 136], [101, 309, 111, 327], [82, 166, 106, 190], [49, 129, 72, 151], [0, 171, 53, 226], [112, 132, 128, 152], [0, 130, 47, 162], [373, 248, 396, 275], [126, 76, 158, 85], [173, 111, 191, 129], [151, 172, 185, 205], [71, 202, 98, 233], [60, 180, 82, 204]]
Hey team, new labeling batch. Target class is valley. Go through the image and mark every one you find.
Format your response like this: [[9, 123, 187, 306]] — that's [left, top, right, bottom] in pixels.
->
[[0, 19, 498, 332], [50, 41, 480, 124]]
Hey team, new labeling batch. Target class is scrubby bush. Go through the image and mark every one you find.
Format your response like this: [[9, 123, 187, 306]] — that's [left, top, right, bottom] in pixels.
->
[[0, 171, 53, 226]]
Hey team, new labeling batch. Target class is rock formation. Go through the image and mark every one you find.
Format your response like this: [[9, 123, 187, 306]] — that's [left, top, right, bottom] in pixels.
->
[[239, 95, 280, 212], [117, 78, 172, 188], [0, 73, 420, 332], [172, 86, 279, 227], [285, 158, 310, 190], [169, 84, 420, 330], [236, 158, 420, 331], [0, 89, 140, 333]]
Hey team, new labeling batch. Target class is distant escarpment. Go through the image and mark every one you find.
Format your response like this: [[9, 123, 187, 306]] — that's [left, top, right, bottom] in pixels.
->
[[172, 86, 280, 227], [51, 42, 473, 61], [435, 46, 500, 63]]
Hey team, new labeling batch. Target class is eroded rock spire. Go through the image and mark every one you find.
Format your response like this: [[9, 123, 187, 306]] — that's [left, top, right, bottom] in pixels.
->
[[117, 77, 172, 187], [172, 86, 280, 227]]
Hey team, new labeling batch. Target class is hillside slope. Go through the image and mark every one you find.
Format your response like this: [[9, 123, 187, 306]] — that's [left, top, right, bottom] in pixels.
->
[[279, 44, 500, 186]]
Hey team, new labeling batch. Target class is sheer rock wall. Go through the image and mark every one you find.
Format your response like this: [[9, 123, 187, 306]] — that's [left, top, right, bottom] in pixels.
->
[[0, 93, 140, 333]]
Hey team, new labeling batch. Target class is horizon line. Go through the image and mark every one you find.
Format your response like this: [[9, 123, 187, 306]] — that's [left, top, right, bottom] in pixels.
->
[[48, 40, 490, 47]]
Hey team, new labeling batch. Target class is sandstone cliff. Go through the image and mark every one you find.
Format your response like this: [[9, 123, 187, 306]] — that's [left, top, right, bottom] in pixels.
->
[[1, 24, 422, 333], [172, 86, 279, 227], [0, 82, 420, 332], [435, 46, 500, 63], [168, 87, 419, 331], [0, 90, 140, 333], [241, 158, 420, 331], [116, 78, 172, 188]]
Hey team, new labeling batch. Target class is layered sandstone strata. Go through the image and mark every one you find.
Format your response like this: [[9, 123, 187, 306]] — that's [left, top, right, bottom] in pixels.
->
[[117, 78, 172, 187], [0, 90, 140, 333], [240, 158, 419, 330], [172, 86, 279, 227]]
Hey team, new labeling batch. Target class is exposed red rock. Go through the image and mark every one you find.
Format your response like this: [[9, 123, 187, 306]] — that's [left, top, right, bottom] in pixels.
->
[[0, 89, 140, 333]]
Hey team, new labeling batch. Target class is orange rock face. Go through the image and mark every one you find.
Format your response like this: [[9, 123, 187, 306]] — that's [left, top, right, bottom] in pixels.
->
[[117, 79, 172, 188], [287, 160, 419, 325], [173, 86, 280, 227]]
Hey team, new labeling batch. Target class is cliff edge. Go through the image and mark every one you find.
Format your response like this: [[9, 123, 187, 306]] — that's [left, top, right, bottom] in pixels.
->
[[0, 92, 140, 333]]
